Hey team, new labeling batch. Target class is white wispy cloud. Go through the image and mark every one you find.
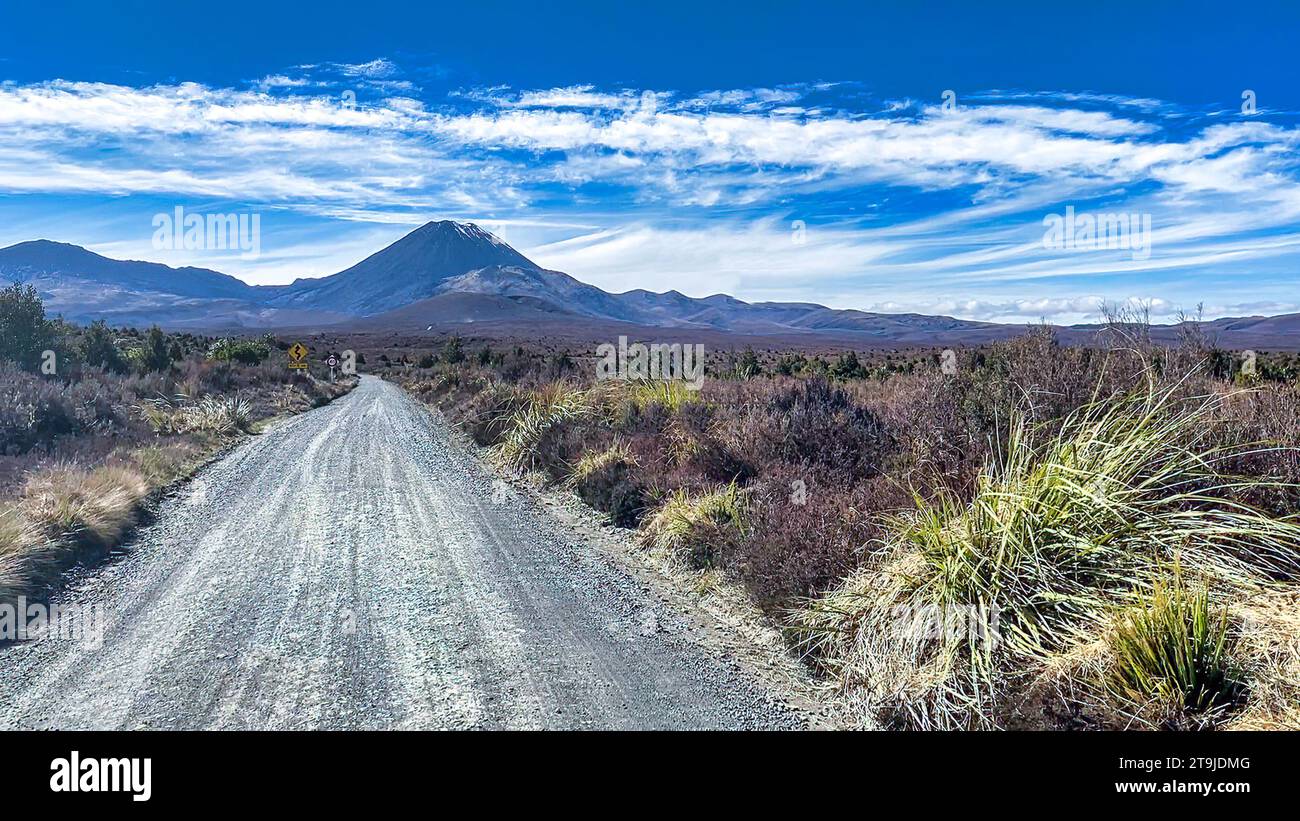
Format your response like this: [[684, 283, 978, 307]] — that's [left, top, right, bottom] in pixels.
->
[[334, 58, 399, 78], [0, 73, 1297, 319]]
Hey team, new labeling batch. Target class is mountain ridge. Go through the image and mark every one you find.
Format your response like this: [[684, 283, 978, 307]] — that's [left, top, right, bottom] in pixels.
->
[[3, 222, 1298, 348]]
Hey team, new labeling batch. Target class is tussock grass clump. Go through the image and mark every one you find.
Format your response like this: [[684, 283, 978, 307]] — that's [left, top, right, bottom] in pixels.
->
[[1105, 575, 1245, 723], [494, 382, 591, 472], [21, 464, 150, 548], [568, 440, 644, 527], [0, 463, 152, 601], [572, 439, 636, 480], [796, 385, 1300, 729], [463, 382, 529, 446], [0, 506, 52, 601], [641, 481, 747, 569], [142, 395, 252, 435], [628, 379, 702, 414]]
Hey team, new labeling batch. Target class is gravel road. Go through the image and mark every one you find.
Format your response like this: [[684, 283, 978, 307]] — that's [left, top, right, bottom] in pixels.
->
[[0, 376, 799, 729]]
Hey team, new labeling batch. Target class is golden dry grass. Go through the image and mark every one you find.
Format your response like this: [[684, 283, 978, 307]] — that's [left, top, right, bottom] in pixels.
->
[[640, 482, 746, 569], [568, 440, 636, 485], [1226, 590, 1300, 730], [128, 443, 200, 487], [20, 464, 149, 547], [1, 461, 154, 602], [0, 505, 52, 601]]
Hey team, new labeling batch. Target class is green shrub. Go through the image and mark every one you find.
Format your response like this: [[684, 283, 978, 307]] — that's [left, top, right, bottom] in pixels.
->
[[207, 337, 270, 365], [81, 320, 129, 373], [0, 283, 57, 372], [443, 335, 465, 364], [140, 326, 173, 373]]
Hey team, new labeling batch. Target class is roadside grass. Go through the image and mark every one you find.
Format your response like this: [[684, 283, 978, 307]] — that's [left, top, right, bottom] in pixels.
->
[[567, 440, 645, 527], [141, 394, 254, 435], [128, 443, 203, 487], [793, 385, 1300, 729], [494, 382, 592, 473], [0, 505, 51, 602], [21, 464, 150, 547], [641, 481, 747, 569], [0, 463, 151, 601], [463, 382, 530, 446]]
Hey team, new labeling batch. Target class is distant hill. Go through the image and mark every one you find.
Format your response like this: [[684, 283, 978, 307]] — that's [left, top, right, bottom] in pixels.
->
[[3, 223, 1298, 349], [0, 239, 261, 301]]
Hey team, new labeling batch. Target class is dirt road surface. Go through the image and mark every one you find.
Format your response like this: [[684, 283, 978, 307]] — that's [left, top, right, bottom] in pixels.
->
[[0, 376, 801, 729]]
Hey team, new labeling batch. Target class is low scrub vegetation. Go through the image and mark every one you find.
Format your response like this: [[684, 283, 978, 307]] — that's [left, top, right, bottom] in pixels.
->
[[797, 386, 1299, 729], [396, 318, 1300, 730], [0, 285, 355, 601]]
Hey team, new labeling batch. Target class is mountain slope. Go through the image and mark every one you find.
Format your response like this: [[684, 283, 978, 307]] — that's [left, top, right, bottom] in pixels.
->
[[265, 221, 538, 316], [0, 240, 261, 301], [436, 265, 658, 324], [345, 291, 586, 330]]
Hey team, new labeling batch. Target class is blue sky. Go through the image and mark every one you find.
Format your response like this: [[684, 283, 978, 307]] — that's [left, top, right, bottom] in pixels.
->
[[1, 0, 1298, 322]]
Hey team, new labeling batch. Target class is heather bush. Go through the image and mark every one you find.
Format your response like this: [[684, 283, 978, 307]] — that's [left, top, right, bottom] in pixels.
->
[[0, 363, 128, 456], [735, 471, 906, 606], [725, 376, 892, 483]]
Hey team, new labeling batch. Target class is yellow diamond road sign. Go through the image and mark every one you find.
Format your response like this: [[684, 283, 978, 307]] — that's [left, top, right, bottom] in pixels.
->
[[288, 342, 309, 369]]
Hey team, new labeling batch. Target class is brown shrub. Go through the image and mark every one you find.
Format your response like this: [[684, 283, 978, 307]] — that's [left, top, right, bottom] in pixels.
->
[[733, 470, 908, 606], [722, 376, 892, 483]]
